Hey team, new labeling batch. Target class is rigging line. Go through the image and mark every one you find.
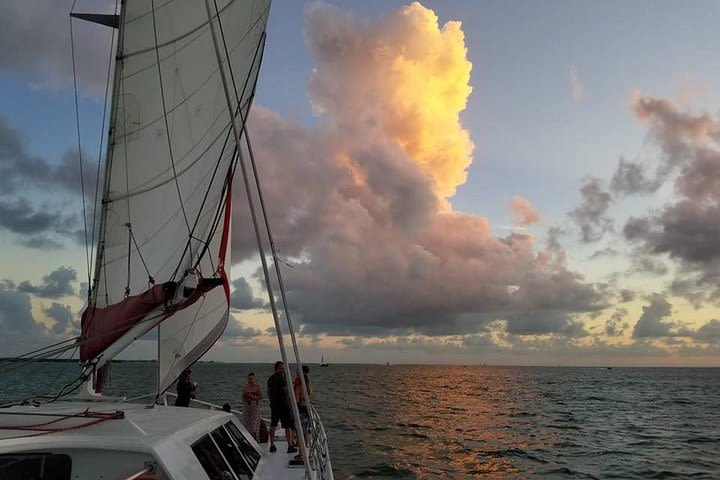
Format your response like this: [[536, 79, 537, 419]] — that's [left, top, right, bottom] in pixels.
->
[[128, 225, 155, 284], [89, 0, 120, 296], [219, 2, 314, 419], [69, 2, 91, 293], [169, 118, 235, 282], [0, 343, 80, 378], [122, 77, 132, 297], [149, 0, 193, 243], [15, 345, 79, 407], [188, 29, 268, 275], [8, 337, 79, 361], [203, 0, 314, 474]]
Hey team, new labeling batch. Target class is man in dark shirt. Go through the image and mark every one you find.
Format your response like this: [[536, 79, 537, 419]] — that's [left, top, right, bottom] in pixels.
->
[[267, 361, 296, 453], [175, 368, 196, 407]]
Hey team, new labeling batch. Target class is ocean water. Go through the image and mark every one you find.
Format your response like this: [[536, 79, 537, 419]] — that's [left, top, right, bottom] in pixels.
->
[[2, 362, 719, 479]]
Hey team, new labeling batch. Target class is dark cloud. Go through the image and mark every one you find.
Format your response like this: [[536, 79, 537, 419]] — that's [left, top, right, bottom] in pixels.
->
[[0, 281, 55, 355], [0, 1, 115, 92], [692, 319, 720, 344], [44, 302, 76, 334], [568, 178, 614, 243], [0, 116, 99, 196], [229, 278, 265, 310], [629, 256, 668, 276], [620, 289, 636, 303], [621, 95, 720, 306], [605, 307, 628, 336], [223, 315, 263, 343], [632, 294, 683, 338], [589, 247, 618, 260], [17, 266, 77, 299], [610, 158, 661, 196]]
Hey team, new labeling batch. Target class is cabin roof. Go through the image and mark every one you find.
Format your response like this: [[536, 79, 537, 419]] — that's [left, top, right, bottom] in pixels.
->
[[0, 401, 231, 453]]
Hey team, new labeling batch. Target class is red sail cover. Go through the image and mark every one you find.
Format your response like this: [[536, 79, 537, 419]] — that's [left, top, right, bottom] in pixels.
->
[[80, 283, 172, 361]]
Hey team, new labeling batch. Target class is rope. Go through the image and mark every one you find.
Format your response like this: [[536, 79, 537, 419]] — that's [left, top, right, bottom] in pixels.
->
[[127, 224, 155, 284], [0, 410, 124, 440], [69, 1, 92, 292], [149, 0, 193, 242], [202, 1, 311, 476], [89, 0, 120, 302]]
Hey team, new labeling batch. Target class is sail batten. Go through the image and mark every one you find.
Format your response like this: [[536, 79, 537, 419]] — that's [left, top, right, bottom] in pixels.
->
[[81, 0, 271, 392]]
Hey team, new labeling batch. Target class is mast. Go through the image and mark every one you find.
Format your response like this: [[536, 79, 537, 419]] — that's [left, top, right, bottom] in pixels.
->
[[90, 1, 126, 309]]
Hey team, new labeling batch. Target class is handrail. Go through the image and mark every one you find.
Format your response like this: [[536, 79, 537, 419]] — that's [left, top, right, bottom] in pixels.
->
[[159, 393, 334, 480]]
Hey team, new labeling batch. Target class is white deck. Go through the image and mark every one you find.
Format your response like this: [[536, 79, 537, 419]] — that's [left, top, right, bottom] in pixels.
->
[[0, 401, 310, 479]]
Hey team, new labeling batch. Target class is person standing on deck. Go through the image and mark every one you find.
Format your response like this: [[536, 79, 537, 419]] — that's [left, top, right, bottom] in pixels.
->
[[267, 361, 296, 453], [292, 365, 312, 462], [175, 368, 196, 407], [241, 372, 262, 441]]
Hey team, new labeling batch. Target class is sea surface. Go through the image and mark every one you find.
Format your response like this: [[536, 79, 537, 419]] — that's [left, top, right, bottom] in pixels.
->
[[2, 363, 719, 479]]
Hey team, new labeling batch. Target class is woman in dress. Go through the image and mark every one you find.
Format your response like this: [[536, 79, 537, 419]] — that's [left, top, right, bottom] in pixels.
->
[[241, 372, 262, 441]]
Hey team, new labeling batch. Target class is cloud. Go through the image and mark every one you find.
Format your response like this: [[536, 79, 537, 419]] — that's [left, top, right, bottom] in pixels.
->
[[632, 294, 682, 338], [0, 281, 56, 355], [304, 1, 474, 199], [223, 314, 263, 344], [0, 1, 115, 92], [568, 177, 614, 242], [44, 302, 76, 334], [610, 158, 661, 196], [509, 196, 541, 226], [629, 255, 668, 276], [589, 247, 618, 260], [692, 319, 720, 344], [17, 266, 77, 299], [230, 3, 608, 339], [620, 289, 636, 303], [229, 278, 265, 310], [569, 66, 584, 103], [0, 116, 100, 196], [620, 94, 720, 305], [605, 307, 628, 336]]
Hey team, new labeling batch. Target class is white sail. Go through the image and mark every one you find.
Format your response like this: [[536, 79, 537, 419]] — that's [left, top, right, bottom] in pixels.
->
[[81, 0, 270, 393]]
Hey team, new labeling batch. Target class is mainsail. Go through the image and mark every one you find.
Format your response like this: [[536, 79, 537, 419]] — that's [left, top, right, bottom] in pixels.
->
[[79, 0, 270, 393]]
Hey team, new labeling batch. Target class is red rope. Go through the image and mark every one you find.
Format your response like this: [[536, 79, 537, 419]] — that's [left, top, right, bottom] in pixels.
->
[[0, 410, 124, 439]]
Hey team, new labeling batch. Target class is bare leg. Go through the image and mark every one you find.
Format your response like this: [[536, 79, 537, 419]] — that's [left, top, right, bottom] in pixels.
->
[[285, 427, 295, 449], [269, 425, 276, 447]]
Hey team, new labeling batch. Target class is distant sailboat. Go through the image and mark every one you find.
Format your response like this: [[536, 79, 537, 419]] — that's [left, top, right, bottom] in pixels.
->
[[320, 355, 329, 367]]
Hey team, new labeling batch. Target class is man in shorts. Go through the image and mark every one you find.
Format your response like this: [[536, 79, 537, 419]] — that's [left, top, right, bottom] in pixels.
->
[[267, 361, 296, 453]]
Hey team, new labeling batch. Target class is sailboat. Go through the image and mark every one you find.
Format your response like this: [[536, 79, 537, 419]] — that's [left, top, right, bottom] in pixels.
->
[[0, 1, 333, 479], [319, 355, 328, 367]]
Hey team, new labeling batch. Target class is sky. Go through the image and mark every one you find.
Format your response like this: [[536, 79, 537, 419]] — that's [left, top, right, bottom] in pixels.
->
[[0, 0, 719, 366]]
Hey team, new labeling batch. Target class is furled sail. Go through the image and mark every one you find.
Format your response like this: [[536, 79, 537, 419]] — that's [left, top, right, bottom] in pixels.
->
[[80, 0, 270, 393]]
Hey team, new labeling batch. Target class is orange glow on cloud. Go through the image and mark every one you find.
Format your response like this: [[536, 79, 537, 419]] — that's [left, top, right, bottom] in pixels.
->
[[307, 2, 474, 199]]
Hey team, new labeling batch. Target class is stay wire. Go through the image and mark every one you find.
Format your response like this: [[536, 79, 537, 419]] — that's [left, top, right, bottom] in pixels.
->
[[149, 0, 193, 243], [69, 1, 91, 292], [89, 0, 121, 301]]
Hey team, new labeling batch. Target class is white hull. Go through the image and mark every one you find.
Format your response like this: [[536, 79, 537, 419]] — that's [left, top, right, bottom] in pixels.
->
[[0, 400, 332, 480]]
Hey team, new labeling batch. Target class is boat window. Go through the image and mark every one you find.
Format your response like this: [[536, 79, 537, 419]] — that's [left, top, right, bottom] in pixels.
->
[[210, 427, 252, 479], [0, 453, 72, 480], [191, 435, 236, 480], [225, 422, 261, 471]]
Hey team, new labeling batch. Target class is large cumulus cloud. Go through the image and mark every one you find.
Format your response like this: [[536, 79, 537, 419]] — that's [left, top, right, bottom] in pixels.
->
[[232, 2, 607, 338]]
